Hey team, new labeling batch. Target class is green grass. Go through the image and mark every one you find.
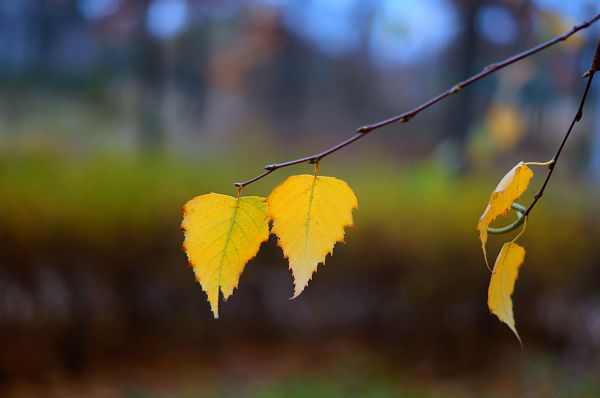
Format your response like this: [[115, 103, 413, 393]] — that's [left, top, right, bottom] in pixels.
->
[[1, 149, 599, 282]]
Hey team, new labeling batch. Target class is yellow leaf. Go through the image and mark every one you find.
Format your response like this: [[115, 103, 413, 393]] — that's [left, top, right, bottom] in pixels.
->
[[488, 242, 525, 342], [268, 175, 358, 298], [181, 193, 269, 318], [477, 162, 532, 265]]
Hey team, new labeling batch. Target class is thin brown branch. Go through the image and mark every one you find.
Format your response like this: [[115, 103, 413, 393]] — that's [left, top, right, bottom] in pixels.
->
[[234, 11, 600, 189], [524, 69, 596, 217], [234, 170, 274, 188]]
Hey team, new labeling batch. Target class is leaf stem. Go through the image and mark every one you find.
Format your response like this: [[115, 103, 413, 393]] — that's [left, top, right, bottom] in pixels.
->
[[487, 202, 527, 235], [510, 217, 527, 244], [233, 12, 600, 188], [524, 159, 556, 168]]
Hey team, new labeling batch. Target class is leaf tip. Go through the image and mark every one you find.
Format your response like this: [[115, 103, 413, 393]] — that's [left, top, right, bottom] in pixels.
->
[[508, 323, 522, 347], [482, 244, 491, 272], [208, 295, 219, 319], [290, 276, 309, 299]]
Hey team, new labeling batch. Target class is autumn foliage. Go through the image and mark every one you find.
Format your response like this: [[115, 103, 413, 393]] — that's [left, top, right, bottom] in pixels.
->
[[182, 172, 357, 318], [180, 20, 600, 344]]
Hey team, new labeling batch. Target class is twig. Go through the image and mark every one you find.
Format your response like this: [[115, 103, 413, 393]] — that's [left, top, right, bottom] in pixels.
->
[[523, 41, 599, 217], [235, 12, 600, 188]]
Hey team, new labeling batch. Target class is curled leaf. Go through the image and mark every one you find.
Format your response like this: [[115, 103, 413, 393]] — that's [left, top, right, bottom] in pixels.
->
[[488, 242, 525, 343], [181, 193, 269, 318], [268, 175, 358, 298], [477, 162, 533, 265]]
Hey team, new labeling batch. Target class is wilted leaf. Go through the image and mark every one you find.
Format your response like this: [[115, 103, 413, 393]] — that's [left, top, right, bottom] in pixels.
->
[[268, 175, 358, 297], [181, 193, 269, 318], [488, 242, 525, 342], [477, 162, 532, 265]]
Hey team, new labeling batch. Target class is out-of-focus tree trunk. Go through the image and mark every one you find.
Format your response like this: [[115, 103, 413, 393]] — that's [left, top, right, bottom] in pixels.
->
[[448, 0, 480, 173], [135, 2, 164, 151]]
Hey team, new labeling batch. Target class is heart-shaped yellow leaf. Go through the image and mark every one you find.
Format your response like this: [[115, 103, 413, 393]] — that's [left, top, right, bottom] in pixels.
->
[[488, 242, 525, 343], [268, 175, 358, 297], [181, 193, 269, 318], [477, 162, 532, 265]]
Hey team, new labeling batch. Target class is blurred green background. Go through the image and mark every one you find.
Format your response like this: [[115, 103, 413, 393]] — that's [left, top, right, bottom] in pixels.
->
[[1, 1, 600, 397]]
